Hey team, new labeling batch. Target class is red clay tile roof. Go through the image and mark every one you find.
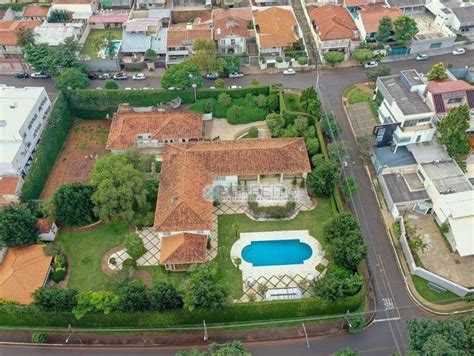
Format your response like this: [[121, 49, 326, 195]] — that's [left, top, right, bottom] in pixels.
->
[[106, 111, 204, 150], [253, 7, 298, 49], [308, 5, 359, 41], [160, 233, 207, 265], [214, 15, 251, 40], [167, 23, 212, 47], [153, 138, 312, 232], [23, 4, 50, 18], [426, 80, 473, 94], [358, 5, 402, 34], [36, 219, 54, 234], [0, 176, 20, 195], [89, 14, 129, 23], [0, 20, 41, 46], [213, 8, 253, 22], [0, 245, 52, 305]]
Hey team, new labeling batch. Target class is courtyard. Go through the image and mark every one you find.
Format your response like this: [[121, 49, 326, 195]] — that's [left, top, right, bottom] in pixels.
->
[[80, 29, 123, 59]]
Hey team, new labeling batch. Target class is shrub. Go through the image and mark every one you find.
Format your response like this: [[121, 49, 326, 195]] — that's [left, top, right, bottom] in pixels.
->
[[72, 291, 119, 320], [124, 234, 145, 261], [104, 80, 119, 90], [31, 332, 47, 343], [248, 201, 296, 219], [217, 92, 232, 108], [214, 78, 225, 89], [0, 204, 38, 247], [51, 183, 96, 226], [305, 137, 320, 155], [118, 283, 149, 312], [123, 258, 137, 268], [321, 114, 342, 139], [254, 94, 268, 108], [44, 242, 62, 256], [328, 142, 348, 166], [51, 270, 66, 283], [267, 93, 279, 112], [148, 282, 183, 312], [21, 94, 73, 200], [324, 51, 344, 65], [297, 57, 308, 65], [33, 288, 78, 312], [226, 105, 267, 125], [144, 48, 157, 61], [347, 314, 365, 333], [266, 113, 285, 137], [312, 266, 363, 301], [307, 160, 340, 197], [275, 56, 283, 63]]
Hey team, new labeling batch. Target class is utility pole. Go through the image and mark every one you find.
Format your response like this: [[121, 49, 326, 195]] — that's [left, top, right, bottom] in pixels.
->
[[302, 323, 310, 349], [203, 320, 208, 341]]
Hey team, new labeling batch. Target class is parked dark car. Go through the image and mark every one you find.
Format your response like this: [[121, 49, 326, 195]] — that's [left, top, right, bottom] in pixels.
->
[[87, 73, 98, 80], [113, 72, 128, 80], [15, 71, 29, 78], [98, 73, 111, 80], [31, 71, 49, 79]]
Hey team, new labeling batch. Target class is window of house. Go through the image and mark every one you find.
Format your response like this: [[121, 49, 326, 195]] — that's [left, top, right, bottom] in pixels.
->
[[230, 38, 236, 45], [447, 97, 463, 104], [429, 42, 442, 49]]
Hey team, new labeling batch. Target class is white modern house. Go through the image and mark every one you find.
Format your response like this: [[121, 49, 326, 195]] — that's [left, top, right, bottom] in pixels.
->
[[0, 85, 51, 178], [426, 0, 474, 38], [375, 70, 436, 151]]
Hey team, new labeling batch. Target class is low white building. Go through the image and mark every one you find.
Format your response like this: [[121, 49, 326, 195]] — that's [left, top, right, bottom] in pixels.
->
[[0, 85, 51, 178], [34, 22, 88, 46], [375, 70, 436, 151], [48, 0, 98, 17], [426, 0, 474, 38]]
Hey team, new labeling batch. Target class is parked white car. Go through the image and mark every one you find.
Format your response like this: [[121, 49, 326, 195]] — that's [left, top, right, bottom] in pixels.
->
[[364, 60, 378, 69], [132, 73, 146, 80], [228, 72, 244, 78], [452, 48, 465, 56], [283, 68, 296, 75], [227, 85, 242, 89], [416, 54, 428, 61]]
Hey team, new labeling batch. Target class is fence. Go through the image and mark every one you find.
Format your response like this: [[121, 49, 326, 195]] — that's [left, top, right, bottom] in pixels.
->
[[398, 216, 474, 297]]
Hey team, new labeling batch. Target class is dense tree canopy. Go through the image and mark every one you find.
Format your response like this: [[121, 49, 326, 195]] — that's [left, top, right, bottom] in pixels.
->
[[104, 79, 119, 89], [47, 9, 71, 23], [147, 282, 183, 312], [191, 39, 224, 73], [393, 15, 419, 47], [324, 51, 344, 65], [33, 288, 78, 312], [328, 141, 348, 166], [307, 160, 340, 197], [438, 104, 470, 161], [321, 114, 342, 138], [312, 266, 363, 301], [376, 16, 393, 44], [266, 113, 286, 137], [160, 61, 203, 89], [352, 49, 373, 63], [16, 27, 36, 47], [51, 183, 96, 226], [0, 204, 38, 247], [117, 283, 149, 312], [427, 62, 448, 81], [55, 67, 90, 90]]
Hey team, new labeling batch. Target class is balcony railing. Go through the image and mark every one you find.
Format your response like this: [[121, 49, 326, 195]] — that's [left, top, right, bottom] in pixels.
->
[[400, 123, 434, 132]]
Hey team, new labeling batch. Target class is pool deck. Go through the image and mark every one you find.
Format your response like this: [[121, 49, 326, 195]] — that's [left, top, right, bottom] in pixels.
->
[[230, 230, 325, 284]]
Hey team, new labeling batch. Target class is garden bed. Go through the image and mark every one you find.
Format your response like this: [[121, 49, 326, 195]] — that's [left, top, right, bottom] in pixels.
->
[[80, 29, 122, 59]]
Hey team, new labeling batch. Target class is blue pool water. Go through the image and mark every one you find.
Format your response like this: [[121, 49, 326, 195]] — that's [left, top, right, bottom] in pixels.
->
[[241, 239, 312, 267]]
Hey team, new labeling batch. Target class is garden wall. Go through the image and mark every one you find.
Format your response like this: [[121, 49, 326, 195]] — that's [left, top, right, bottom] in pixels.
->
[[0, 288, 365, 328]]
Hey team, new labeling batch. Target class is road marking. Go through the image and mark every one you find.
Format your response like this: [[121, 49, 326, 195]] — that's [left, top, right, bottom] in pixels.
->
[[383, 297, 395, 310], [373, 317, 402, 323]]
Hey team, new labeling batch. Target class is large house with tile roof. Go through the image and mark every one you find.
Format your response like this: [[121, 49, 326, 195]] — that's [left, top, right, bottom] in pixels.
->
[[353, 4, 402, 41], [0, 20, 41, 58], [307, 4, 360, 61], [153, 138, 312, 270], [105, 109, 204, 152], [213, 8, 254, 54]]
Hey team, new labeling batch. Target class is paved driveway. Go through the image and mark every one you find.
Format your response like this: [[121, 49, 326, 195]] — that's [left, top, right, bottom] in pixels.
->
[[346, 102, 376, 137]]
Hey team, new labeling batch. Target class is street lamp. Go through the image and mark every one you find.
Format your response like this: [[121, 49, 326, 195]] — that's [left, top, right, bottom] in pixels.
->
[[192, 83, 197, 102]]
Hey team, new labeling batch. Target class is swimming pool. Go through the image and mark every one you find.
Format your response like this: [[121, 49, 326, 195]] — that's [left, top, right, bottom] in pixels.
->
[[241, 239, 312, 267]]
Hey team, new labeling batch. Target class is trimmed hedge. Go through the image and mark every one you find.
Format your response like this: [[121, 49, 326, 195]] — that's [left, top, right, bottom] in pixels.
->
[[226, 105, 268, 125], [0, 288, 365, 328], [21, 94, 73, 201]]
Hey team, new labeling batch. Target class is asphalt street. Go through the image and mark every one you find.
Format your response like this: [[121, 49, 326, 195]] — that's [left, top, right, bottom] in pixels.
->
[[0, 51, 472, 355]]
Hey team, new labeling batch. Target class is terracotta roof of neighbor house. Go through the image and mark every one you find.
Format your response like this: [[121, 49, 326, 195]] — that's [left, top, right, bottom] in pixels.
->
[[53, 0, 92, 4], [23, 4, 50, 18], [0, 20, 41, 46], [167, 23, 212, 47], [36, 219, 54, 234], [426, 79, 473, 94], [345, 0, 384, 7], [358, 5, 402, 34], [213, 8, 253, 22], [0, 176, 21, 195], [253, 7, 298, 49], [308, 5, 359, 41], [160, 233, 207, 265], [0, 245, 52, 304], [214, 15, 252, 40], [154, 138, 312, 232], [106, 110, 204, 150]]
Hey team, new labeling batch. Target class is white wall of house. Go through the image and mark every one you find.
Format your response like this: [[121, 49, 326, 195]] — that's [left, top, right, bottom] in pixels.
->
[[218, 35, 246, 54], [157, 230, 211, 239], [39, 223, 58, 242], [213, 175, 239, 188], [353, 15, 368, 41]]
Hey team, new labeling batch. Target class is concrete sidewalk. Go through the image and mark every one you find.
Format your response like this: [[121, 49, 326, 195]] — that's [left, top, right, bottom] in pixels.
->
[[381, 43, 474, 63]]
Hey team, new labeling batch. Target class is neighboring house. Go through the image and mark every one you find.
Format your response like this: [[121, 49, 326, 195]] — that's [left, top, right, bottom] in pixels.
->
[[0, 245, 53, 304], [37, 219, 58, 242], [375, 70, 436, 151], [385, 0, 425, 14], [105, 108, 203, 152], [23, 4, 50, 20], [213, 8, 253, 54], [99, 0, 132, 9], [88, 11, 129, 28], [0, 175, 22, 205], [0, 20, 41, 58], [153, 138, 312, 271], [160, 233, 207, 271], [354, 4, 402, 41], [136, 0, 166, 9], [166, 20, 212, 66], [426, 0, 474, 38], [121, 9, 170, 63], [34, 21, 88, 46], [424, 78, 474, 123], [344, 0, 385, 14], [307, 4, 360, 61], [0, 85, 51, 178], [215, 0, 248, 9], [253, 6, 302, 63], [48, 0, 98, 17]]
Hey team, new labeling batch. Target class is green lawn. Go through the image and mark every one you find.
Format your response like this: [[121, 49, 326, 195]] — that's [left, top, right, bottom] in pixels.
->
[[216, 198, 334, 299], [412, 275, 462, 305], [81, 29, 122, 59], [284, 93, 302, 112], [347, 88, 372, 105], [59, 221, 129, 291]]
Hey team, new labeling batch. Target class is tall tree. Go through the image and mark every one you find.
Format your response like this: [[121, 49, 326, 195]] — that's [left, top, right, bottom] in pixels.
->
[[47, 9, 71, 23], [300, 86, 318, 112], [23, 43, 50, 71], [307, 160, 340, 197], [0, 205, 38, 247], [427, 62, 448, 81], [376, 16, 393, 44], [161, 61, 203, 89], [393, 15, 419, 47], [16, 27, 36, 47], [191, 38, 224, 73], [54, 67, 90, 90], [51, 183, 96, 226], [438, 104, 470, 160], [266, 113, 285, 137]]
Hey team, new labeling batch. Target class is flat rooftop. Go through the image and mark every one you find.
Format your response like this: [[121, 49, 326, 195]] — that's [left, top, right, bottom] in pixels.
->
[[408, 141, 450, 164], [383, 172, 429, 203], [412, 12, 453, 40], [379, 74, 431, 116], [421, 160, 473, 194], [374, 146, 417, 168]]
